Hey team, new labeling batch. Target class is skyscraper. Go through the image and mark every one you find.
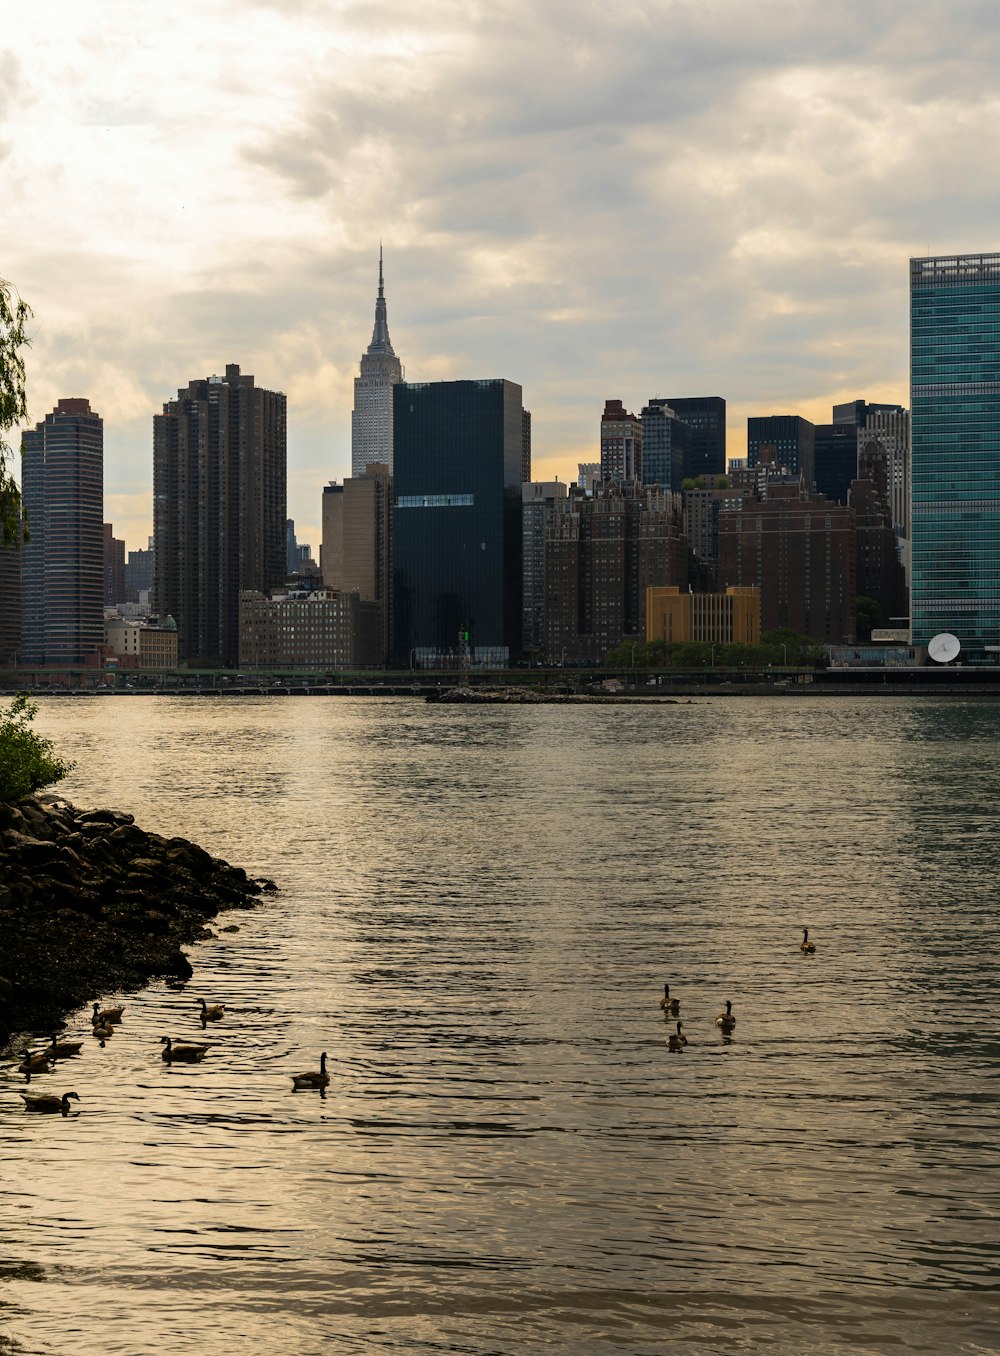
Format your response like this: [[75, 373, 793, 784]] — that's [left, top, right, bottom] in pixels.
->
[[813, 423, 858, 505], [640, 399, 688, 491], [352, 249, 403, 476], [747, 415, 815, 486], [522, 479, 567, 656], [665, 396, 727, 479], [322, 463, 394, 665], [910, 252, 1000, 658], [20, 398, 104, 665], [600, 400, 642, 483], [545, 483, 688, 664], [153, 364, 286, 667], [393, 378, 526, 666], [718, 483, 855, 642]]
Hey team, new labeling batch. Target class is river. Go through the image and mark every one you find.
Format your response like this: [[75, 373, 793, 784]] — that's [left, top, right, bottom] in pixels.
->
[[2, 695, 999, 1354]]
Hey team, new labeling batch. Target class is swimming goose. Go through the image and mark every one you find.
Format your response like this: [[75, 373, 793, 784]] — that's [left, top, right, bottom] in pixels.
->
[[48, 1034, 84, 1059], [198, 999, 225, 1024], [658, 984, 680, 1016], [667, 1022, 687, 1051], [20, 1091, 80, 1115], [291, 1052, 330, 1089], [716, 1000, 736, 1033], [800, 928, 816, 954], [18, 1049, 51, 1074], [93, 1003, 125, 1025], [160, 1036, 209, 1063]]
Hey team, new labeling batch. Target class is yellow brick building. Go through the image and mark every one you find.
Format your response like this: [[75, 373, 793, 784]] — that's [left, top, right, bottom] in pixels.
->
[[646, 586, 761, 645]]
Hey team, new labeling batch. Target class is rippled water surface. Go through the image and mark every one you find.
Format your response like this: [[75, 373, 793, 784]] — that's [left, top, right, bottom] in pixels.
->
[[3, 695, 1000, 1354]]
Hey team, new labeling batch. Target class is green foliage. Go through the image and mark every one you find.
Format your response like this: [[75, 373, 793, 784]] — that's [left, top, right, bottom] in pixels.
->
[[607, 628, 825, 670], [0, 278, 32, 547], [0, 694, 74, 802], [854, 595, 885, 642]]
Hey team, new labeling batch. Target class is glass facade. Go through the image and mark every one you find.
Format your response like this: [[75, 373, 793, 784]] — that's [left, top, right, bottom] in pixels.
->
[[639, 400, 688, 491], [665, 396, 727, 479], [392, 379, 525, 665], [910, 253, 1000, 658], [813, 423, 858, 505], [747, 415, 815, 485]]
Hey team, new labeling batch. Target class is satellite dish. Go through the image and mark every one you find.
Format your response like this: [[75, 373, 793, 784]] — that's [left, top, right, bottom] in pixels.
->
[[928, 632, 961, 663]]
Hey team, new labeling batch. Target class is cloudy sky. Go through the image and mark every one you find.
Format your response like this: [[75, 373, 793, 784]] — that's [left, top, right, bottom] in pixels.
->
[[4, 0, 998, 550]]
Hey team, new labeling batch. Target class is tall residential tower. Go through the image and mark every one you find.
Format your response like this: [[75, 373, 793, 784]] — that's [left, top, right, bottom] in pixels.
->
[[352, 250, 403, 476], [20, 398, 104, 665], [153, 364, 286, 667]]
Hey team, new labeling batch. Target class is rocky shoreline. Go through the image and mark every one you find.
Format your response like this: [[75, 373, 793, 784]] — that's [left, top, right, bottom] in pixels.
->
[[427, 685, 692, 704], [0, 794, 275, 1048]]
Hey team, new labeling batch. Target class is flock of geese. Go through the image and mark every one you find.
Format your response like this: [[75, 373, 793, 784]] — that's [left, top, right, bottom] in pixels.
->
[[15, 994, 330, 1115], [14, 926, 821, 1109], [661, 928, 817, 1051]]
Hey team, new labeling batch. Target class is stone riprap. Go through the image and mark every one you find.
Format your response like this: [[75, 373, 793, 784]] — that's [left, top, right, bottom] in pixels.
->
[[0, 794, 275, 1045]]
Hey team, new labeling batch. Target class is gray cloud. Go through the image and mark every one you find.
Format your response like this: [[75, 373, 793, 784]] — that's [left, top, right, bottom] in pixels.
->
[[10, 0, 1000, 548]]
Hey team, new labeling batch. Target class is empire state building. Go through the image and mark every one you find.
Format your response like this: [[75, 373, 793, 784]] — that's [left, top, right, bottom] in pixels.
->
[[352, 250, 403, 476]]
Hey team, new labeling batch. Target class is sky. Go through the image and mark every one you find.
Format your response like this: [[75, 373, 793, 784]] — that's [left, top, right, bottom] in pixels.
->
[[4, 0, 1000, 552]]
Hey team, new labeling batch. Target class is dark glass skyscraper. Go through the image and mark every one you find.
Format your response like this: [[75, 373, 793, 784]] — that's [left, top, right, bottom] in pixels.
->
[[747, 414, 815, 485], [640, 399, 688, 491], [910, 253, 1000, 657], [665, 396, 726, 478], [813, 423, 858, 505], [20, 398, 104, 665], [393, 379, 525, 665]]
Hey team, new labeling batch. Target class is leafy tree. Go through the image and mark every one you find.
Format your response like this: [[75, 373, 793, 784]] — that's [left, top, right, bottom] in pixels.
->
[[0, 694, 74, 802], [855, 595, 885, 642], [0, 278, 31, 546]]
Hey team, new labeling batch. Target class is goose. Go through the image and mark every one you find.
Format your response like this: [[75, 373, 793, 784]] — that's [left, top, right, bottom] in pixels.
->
[[291, 1052, 330, 1090], [658, 983, 680, 1016], [48, 1034, 84, 1059], [91, 1019, 114, 1046], [667, 1022, 687, 1051], [18, 1049, 51, 1075], [800, 928, 816, 954], [160, 1036, 209, 1063], [716, 1000, 736, 1033], [198, 999, 225, 1024], [93, 1003, 125, 1025], [20, 1091, 80, 1116]]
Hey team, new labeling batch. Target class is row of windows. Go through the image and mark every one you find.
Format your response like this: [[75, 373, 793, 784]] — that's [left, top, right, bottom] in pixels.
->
[[396, 494, 475, 508]]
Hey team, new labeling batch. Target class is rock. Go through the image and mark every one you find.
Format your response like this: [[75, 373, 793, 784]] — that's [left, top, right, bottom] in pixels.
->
[[0, 794, 274, 1047]]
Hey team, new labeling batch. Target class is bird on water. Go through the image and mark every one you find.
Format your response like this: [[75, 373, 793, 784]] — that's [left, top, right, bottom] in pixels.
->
[[48, 1034, 84, 1059], [800, 928, 816, 954], [93, 1003, 125, 1025], [20, 1091, 80, 1116], [198, 998, 225, 1025], [659, 983, 680, 1016], [292, 1053, 330, 1089], [667, 1022, 687, 1051], [18, 1049, 51, 1075], [160, 1036, 209, 1063], [716, 1001, 736, 1033]]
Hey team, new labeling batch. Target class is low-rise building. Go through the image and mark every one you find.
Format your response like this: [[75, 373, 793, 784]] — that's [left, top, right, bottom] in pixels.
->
[[238, 580, 381, 670], [646, 586, 761, 645], [104, 615, 179, 669]]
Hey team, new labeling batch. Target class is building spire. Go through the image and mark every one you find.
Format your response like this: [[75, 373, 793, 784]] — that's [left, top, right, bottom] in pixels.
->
[[369, 246, 393, 355]]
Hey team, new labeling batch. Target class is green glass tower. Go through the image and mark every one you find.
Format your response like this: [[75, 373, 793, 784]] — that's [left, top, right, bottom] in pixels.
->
[[910, 253, 1000, 659]]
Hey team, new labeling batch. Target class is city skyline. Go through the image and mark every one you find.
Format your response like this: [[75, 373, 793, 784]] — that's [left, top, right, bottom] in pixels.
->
[[6, 2, 998, 552]]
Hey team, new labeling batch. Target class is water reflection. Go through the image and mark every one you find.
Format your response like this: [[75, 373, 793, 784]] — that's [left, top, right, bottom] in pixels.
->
[[1, 696, 998, 1353]]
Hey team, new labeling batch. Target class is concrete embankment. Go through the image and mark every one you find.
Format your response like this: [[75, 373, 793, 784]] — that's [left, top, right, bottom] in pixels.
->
[[0, 794, 275, 1046]]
